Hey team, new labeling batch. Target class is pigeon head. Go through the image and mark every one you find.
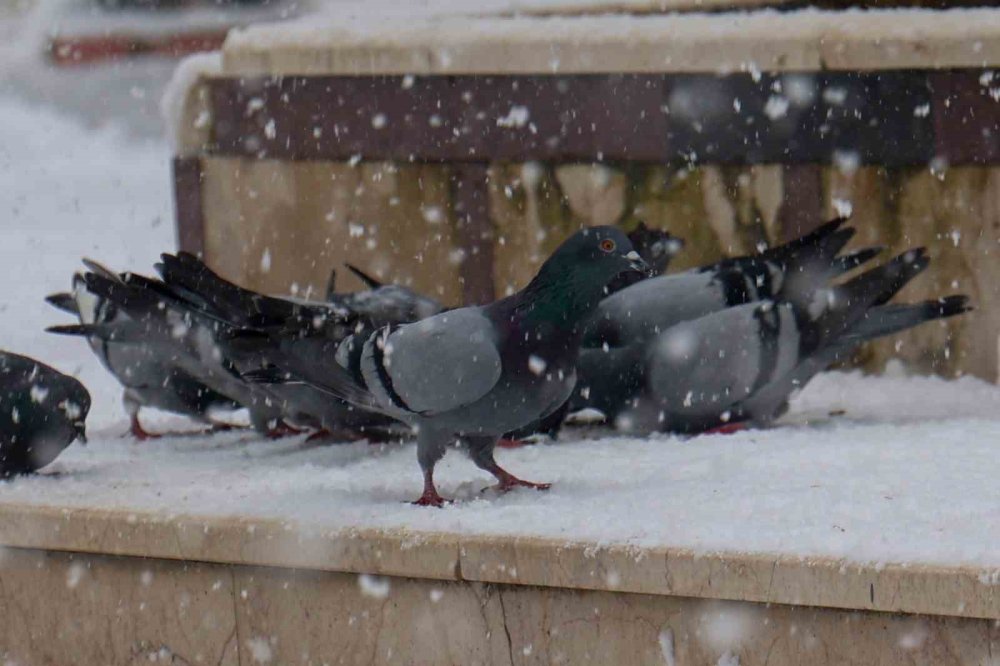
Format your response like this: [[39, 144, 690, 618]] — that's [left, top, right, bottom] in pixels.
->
[[518, 226, 648, 323], [627, 222, 685, 276]]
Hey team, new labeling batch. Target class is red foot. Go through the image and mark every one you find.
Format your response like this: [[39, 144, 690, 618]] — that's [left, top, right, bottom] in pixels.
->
[[490, 471, 552, 494], [496, 438, 527, 449], [411, 490, 452, 507], [306, 429, 333, 443], [305, 428, 373, 443], [210, 423, 236, 433], [127, 417, 161, 441], [266, 422, 304, 439], [702, 422, 747, 436]]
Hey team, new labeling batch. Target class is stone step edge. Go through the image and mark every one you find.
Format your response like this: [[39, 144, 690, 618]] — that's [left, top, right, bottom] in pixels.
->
[[0, 502, 995, 620]]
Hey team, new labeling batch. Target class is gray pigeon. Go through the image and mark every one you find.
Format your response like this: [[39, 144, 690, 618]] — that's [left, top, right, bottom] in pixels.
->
[[46, 271, 241, 439], [338, 263, 444, 326], [48, 253, 441, 440], [245, 226, 647, 505], [154, 253, 440, 440], [585, 218, 876, 349], [509, 218, 871, 440], [572, 248, 971, 433], [0, 352, 90, 476], [48, 262, 293, 436]]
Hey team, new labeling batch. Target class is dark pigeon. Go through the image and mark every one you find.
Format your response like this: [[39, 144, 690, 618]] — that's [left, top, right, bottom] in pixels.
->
[[48, 261, 293, 436], [0, 352, 90, 476], [46, 271, 241, 439], [602, 222, 686, 297], [245, 226, 648, 505], [154, 252, 440, 440], [572, 247, 971, 433], [627, 222, 685, 276]]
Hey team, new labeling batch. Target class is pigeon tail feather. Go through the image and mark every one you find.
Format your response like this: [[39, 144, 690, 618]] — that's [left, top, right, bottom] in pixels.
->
[[44, 292, 79, 315], [346, 264, 383, 289], [843, 295, 971, 344]]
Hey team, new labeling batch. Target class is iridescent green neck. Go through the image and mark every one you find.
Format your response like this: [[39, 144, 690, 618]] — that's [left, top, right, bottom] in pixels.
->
[[517, 266, 608, 331]]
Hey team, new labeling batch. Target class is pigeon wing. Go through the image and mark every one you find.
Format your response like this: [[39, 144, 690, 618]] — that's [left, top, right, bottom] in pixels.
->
[[364, 309, 502, 415], [646, 301, 801, 417]]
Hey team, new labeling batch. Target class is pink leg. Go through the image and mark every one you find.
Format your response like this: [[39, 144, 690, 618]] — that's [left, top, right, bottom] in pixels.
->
[[484, 463, 551, 493], [128, 414, 161, 441], [496, 438, 527, 449], [411, 468, 451, 507]]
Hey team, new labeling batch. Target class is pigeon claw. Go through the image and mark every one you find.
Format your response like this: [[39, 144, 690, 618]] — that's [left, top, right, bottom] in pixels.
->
[[265, 421, 304, 439], [411, 491, 452, 508], [488, 470, 552, 494]]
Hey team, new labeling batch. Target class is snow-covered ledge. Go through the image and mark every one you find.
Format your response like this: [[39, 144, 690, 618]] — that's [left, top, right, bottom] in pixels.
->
[[2, 374, 1000, 663], [220, 7, 1000, 76]]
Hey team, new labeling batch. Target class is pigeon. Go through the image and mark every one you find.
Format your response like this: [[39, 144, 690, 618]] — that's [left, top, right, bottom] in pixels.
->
[[46, 272, 241, 439], [244, 226, 648, 505], [571, 247, 971, 433], [153, 252, 441, 439], [155, 252, 441, 333], [509, 217, 868, 440], [601, 222, 686, 301], [338, 263, 444, 326], [47, 253, 441, 440], [584, 217, 876, 349], [627, 222, 685, 276], [48, 261, 293, 437], [0, 351, 90, 476]]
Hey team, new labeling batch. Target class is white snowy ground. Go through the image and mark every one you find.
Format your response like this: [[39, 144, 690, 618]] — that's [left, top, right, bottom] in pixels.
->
[[2, 94, 1000, 570]]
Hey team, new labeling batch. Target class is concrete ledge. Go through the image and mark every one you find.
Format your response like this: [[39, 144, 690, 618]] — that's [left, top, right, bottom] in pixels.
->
[[4, 545, 999, 665], [221, 8, 1000, 76], [1, 503, 997, 622]]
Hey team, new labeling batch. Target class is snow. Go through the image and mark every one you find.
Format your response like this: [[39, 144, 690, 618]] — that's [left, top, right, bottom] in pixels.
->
[[0, 95, 174, 425], [3, 79, 1000, 573], [358, 574, 392, 599], [225, 6, 1000, 66], [160, 51, 221, 152]]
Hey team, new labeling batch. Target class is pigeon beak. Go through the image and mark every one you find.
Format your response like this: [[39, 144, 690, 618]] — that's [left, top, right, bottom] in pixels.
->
[[74, 422, 87, 445], [624, 250, 649, 275]]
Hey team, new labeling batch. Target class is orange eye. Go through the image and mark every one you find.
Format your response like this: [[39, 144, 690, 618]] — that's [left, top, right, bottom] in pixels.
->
[[600, 239, 616, 253]]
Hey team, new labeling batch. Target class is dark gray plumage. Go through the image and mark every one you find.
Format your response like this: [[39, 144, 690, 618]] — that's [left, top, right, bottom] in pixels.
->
[[46, 270, 240, 439], [245, 226, 648, 505], [48, 263, 292, 436], [154, 252, 440, 439], [627, 222, 685, 276], [0, 352, 90, 476]]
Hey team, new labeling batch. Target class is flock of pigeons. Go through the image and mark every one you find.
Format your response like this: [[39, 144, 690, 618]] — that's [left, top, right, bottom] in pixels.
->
[[0, 218, 970, 505]]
